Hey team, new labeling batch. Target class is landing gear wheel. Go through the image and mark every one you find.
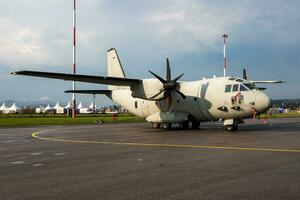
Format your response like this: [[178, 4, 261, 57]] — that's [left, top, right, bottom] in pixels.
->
[[152, 123, 160, 129], [225, 124, 238, 131], [192, 121, 200, 129], [180, 122, 189, 129], [161, 123, 171, 129]]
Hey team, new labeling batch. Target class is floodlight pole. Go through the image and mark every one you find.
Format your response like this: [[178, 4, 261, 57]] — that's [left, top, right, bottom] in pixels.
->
[[222, 33, 228, 77], [72, 0, 77, 118], [93, 94, 96, 113]]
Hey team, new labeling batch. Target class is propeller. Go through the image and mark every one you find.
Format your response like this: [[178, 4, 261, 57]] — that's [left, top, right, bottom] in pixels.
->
[[148, 58, 186, 110], [243, 68, 248, 80]]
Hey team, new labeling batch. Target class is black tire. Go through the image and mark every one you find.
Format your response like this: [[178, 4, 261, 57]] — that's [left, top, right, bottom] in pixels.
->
[[192, 121, 200, 129], [162, 123, 171, 129], [226, 124, 238, 131], [180, 122, 189, 129], [152, 123, 160, 129]]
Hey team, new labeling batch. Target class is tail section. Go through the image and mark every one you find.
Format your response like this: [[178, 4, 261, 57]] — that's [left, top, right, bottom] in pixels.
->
[[107, 48, 126, 90]]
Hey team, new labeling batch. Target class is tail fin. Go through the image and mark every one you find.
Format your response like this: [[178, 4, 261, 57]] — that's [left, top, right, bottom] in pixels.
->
[[107, 48, 126, 90]]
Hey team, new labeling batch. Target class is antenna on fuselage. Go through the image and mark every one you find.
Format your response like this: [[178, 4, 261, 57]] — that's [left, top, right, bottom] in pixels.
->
[[222, 34, 228, 77]]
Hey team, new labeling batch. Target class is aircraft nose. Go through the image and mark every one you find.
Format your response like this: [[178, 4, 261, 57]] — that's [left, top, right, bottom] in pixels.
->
[[255, 92, 272, 114]]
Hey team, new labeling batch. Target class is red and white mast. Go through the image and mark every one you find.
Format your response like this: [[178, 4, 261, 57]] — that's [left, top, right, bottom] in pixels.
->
[[72, 0, 77, 118], [222, 33, 228, 77]]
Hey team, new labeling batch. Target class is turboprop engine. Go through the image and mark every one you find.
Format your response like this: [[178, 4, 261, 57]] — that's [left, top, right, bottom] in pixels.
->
[[130, 58, 186, 109], [130, 78, 165, 100]]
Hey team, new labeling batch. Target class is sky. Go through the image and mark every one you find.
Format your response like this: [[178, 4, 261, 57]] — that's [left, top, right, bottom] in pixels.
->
[[0, 0, 300, 105]]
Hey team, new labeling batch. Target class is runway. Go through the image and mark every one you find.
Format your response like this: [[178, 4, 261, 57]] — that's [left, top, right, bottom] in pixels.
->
[[1, 118, 300, 200]]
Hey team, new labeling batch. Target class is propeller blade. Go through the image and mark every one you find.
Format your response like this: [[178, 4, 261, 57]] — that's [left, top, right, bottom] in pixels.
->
[[166, 58, 171, 81], [149, 90, 165, 100], [165, 91, 172, 111], [243, 68, 248, 80], [172, 73, 184, 82], [148, 70, 166, 83], [175, 89, 186, 99]]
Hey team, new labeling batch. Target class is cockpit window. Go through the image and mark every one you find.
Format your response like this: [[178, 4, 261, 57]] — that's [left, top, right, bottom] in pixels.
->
[[225, 85, 232, 92], [243, 83, 256, 90], [240, 84, 248, 91], [229, 77, 236, 80], [236, 79, 244, 82], [232, 84, 239, 92]]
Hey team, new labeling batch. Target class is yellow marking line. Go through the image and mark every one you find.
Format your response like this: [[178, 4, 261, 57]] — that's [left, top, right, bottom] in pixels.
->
[[32, 132, 300, 153]]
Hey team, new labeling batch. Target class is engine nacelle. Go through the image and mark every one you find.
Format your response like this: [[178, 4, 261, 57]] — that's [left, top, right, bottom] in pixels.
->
[[130, 78, 165, 100]]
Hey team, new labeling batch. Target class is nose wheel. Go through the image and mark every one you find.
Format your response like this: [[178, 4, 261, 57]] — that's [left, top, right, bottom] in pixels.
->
[[152, 122, 160, 129], [225, 124, 238, 131]]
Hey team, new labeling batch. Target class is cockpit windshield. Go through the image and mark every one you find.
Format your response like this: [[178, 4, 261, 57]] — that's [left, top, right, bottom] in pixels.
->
[[243, 83, 256, 90], [225, 83, 256, 93]]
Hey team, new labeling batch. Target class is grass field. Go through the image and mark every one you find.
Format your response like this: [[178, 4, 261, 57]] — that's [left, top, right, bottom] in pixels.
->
[[0, 114, 144, 127]]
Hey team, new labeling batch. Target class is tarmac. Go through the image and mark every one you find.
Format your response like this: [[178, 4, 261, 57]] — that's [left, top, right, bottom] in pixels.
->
[[1, 118, 300, 200]]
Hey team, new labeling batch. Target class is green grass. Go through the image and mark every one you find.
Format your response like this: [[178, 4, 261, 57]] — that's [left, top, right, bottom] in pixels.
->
[[0, 114, 144, 127], [260, 112, 300, 118]]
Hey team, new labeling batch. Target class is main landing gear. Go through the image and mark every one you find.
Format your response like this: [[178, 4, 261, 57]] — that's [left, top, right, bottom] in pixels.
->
[[151, 122, 171, 129], [152, 121, 200, 130]]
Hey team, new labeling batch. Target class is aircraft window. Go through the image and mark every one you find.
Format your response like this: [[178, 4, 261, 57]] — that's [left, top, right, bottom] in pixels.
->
[[236, 79, 244, 82], [225, 85, 232, 92], [229, 77, 236, 80], [135, 101, 138, 108], [232, 84, 239, 92], [240, 84, 248, 91], [244, 83, 256, 90]]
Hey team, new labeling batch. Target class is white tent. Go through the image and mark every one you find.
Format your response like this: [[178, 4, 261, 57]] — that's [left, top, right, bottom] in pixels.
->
[[89, 102, 96, 109], [35, 105, 44, 114], [5, 102, 21, 114], [65, 102, 71, 109], [45, 104, 52, 110], [77, 102, 83, 109], [53, 102, 62, 109], [53, 102, 64, 114], [0, 103, 8, 112], [44, 104, 55, 113]]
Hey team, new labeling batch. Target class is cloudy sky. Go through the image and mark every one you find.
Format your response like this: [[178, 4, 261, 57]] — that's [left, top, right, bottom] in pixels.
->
[[0, 0, 299, 105]]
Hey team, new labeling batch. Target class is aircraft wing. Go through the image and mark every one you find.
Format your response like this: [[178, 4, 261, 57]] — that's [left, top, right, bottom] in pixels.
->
[[64, 90, 111, 95], [249, 80, 285, 84], [11, 70, 141, 86]]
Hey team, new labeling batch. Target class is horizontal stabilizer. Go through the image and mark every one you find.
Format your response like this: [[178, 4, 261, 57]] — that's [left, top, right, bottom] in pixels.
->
[[249, 80, 285, 84], [11, 70, 141, 86], [65, 90, 111, 95]]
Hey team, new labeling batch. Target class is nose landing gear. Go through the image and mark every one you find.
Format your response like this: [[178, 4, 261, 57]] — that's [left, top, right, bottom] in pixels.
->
[[224, 119, 239, 131]]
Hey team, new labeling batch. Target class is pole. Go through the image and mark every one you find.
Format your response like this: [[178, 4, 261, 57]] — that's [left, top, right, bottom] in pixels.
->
[[222, 33, 228, 77], [72, 0, 77, 118], [93, 94, 96, 113]]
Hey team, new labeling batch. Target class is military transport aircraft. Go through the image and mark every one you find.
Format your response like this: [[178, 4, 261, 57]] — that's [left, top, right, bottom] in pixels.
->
[[12, 48, 284, 131]]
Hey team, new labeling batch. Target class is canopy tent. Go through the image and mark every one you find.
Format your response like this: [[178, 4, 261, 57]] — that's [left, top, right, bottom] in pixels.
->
[[0, 103, 8, 111], [5, 102, 21, 114], [65, 102, 71, 109], [77, 102, 83, 109], [45, 104, 54, 111], [53, 102, 64, 110]]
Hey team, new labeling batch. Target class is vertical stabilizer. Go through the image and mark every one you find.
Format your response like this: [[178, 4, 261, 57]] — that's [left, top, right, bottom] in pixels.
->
[[107, 48, 126, 90]]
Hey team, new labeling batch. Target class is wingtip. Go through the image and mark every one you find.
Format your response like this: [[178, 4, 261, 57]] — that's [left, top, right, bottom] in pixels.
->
[[11, 70, 19, 75]]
